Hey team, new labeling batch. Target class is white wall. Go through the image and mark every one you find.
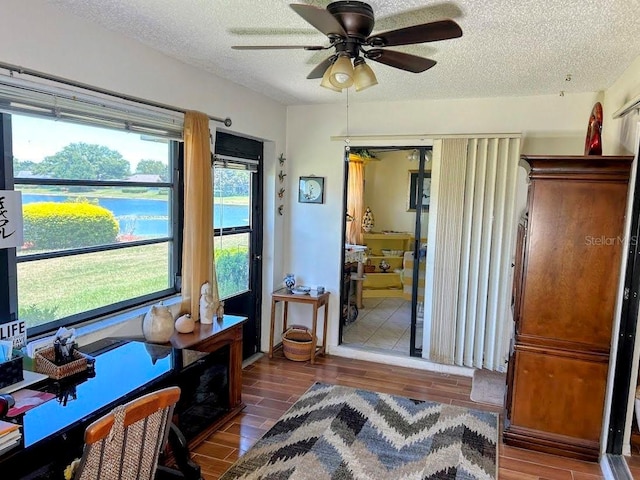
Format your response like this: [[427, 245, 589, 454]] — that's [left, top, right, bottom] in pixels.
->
[[1, 0, 288, 353], [604, 55, 640, 155], [363, 150, 432, 235], [285, 92, 599, 350]]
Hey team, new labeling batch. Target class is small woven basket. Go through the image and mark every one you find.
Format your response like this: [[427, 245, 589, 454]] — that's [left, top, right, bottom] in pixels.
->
[[282, 326, 316, 362], [35, 346, 88, 380], [363, 259, 376, 273]]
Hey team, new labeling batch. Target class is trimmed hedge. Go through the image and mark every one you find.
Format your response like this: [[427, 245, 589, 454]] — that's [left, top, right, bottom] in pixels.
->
[[23, 202, 119, 249], [215, 246, 249, 299]]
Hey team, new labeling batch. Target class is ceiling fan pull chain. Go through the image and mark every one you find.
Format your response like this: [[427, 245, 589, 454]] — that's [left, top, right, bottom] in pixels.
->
[[345, 88, 350, 152]]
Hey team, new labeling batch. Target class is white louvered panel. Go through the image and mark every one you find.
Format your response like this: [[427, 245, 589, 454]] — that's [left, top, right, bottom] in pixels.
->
[[428, 137, 468, 365], [493, 137, 521, 371], [454, 136, 521, 370]]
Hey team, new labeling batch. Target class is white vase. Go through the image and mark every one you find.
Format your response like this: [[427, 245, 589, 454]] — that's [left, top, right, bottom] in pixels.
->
[[142, 304, 175, 343], [283, 273, 295, 291], [175, 313, 195, 334]]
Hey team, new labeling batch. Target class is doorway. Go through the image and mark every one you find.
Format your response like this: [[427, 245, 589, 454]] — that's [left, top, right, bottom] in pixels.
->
[[340, 146, 431, 357], [213, 131, 263, 360], [606, 134, 640, 477]]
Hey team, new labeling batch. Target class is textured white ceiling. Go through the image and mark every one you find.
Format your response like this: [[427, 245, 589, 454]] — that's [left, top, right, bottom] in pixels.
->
[[47, 0, 640, 106]]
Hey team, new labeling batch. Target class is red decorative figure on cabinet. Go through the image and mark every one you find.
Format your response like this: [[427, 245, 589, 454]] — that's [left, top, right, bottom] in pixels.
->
[[584, 102, 603, 155]]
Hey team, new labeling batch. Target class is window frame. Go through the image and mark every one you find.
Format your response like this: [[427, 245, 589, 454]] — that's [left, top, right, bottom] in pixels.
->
[[0, 113, 184, 336]]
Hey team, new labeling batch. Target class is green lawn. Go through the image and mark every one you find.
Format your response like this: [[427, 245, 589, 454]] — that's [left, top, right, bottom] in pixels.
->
[[18, 242, 249, 329], [18, 244, 168, 328]]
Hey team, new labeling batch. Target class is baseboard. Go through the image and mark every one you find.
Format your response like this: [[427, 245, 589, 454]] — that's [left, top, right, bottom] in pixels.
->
[[329, 344, 474, 377]]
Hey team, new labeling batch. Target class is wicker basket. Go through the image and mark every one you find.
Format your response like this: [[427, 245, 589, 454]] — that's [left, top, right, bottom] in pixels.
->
[[282, 326, 316, 362], [363, 259, 376, 273], [35, 346, 88, 380]]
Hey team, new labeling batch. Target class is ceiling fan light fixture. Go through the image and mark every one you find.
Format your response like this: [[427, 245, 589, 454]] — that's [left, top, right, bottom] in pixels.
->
[[353, 58, 378, 92], [329, 54, 354, 89], [320, 63, 342, 92]]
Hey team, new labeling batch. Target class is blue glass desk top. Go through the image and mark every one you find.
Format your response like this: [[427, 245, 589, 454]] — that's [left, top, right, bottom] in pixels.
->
[[23, 340, 200, 448]]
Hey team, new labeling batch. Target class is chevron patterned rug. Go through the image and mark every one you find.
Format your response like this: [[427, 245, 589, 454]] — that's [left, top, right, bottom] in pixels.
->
[[220, 382, 498, 480]]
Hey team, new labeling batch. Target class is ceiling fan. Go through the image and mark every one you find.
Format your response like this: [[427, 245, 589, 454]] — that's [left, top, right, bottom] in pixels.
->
[[232, 1, 463, 92]]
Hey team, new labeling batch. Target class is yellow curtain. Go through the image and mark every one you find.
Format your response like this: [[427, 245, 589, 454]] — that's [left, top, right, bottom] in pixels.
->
[[180, 111, 220, 321], [346, 157, 365, 245]]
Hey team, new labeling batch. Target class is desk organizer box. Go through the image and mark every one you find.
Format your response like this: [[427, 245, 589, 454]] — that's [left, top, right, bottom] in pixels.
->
[[0, 352, 24, 389], [35, 346, 88, 380]]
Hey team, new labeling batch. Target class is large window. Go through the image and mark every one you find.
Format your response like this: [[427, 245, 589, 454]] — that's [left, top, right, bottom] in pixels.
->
[[4, 114, 180, 335]]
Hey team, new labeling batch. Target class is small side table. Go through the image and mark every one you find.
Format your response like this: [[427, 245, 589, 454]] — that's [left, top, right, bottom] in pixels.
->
[[268, 288, 330, 364]]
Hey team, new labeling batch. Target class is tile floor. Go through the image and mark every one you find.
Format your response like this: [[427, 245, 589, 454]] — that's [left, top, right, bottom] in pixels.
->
[[342, 297, 422, 354]]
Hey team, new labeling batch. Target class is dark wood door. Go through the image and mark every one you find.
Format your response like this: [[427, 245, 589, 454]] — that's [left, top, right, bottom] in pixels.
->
[[214, 132, 263, 360]]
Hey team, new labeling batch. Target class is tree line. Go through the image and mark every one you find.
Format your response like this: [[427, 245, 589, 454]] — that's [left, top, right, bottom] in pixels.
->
[[14, 142, 168, 181], [14, 142, 251, 196]]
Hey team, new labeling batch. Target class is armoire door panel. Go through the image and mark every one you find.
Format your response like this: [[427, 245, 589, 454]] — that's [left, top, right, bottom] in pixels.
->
[[519, 179, 627, 348], [510, 349, 608, 442]]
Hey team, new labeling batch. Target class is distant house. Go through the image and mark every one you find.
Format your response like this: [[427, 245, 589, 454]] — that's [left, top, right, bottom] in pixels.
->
[[127, 174, 162, 183]]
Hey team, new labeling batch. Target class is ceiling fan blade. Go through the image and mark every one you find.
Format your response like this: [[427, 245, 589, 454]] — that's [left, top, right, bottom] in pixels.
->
[[367, 19, 462, 47], [365, 49, 436, 73], [290, 4, 347, 37], [307, 56, 336, 79], [232, 45, 326, 50]]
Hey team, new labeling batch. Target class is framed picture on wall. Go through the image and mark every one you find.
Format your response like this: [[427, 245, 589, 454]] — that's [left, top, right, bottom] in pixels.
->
[[407, 171, 431, 212], [298, 176, 325, 204]]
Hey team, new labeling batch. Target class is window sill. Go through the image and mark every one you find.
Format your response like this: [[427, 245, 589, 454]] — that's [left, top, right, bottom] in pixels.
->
[[26, 296, 183, 355]]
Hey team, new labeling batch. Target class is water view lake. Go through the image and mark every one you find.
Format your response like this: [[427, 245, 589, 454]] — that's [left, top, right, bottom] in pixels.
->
[[22, 194, 250, 236]]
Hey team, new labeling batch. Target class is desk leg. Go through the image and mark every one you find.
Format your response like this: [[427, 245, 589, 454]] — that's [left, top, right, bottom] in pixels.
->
[[322, 300, 329, 357], [269, 298, 277, 358], [229, 324, 243, 407], [283, 301, 289, 333], [356, 280, 364, 309], [310, 303, 319, 365]]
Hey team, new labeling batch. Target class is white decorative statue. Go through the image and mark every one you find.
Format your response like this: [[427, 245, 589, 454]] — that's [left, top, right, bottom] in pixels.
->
[[199, 282, 215, 324]]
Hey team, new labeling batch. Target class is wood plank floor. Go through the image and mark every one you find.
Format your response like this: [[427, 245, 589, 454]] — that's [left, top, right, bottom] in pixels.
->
[[192, 352, 606, 479]]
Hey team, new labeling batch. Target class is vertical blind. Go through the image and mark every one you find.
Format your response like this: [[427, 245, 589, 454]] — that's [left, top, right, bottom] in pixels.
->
[[427, 138, 469, 365], [427, 136, 521, 371]]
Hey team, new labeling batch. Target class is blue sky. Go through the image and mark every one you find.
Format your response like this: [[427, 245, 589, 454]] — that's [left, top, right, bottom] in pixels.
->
[[12, 115, 169, 170]]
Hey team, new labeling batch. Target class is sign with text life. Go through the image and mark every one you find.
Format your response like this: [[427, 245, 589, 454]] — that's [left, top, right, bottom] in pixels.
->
[[0, 319, 27, 349]]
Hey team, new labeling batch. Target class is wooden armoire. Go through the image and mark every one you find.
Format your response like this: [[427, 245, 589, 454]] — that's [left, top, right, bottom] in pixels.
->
[[504, 155, 634, 461]]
